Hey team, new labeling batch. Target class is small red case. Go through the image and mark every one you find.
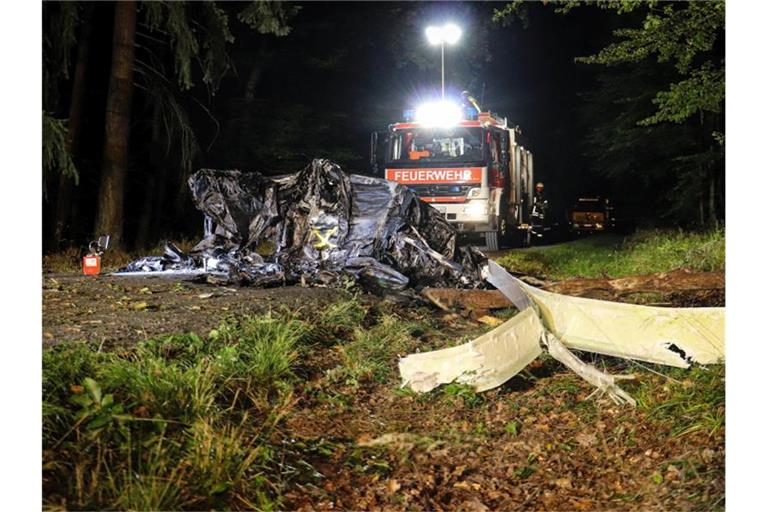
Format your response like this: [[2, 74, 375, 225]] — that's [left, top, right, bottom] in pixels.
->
[[82, 254, 101, 275]]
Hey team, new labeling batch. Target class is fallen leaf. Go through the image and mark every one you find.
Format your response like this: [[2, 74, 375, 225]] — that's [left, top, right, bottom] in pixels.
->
[[197, 293, 215, 299], [358, 433, 421, 450], [575, 432, 597, 447], [453, 481, 481, 491], [555, 478, 573, 489], [461, 498, 489, 512], [477, 315, 504, 327], [386, 479, 401, 494], [132, 301, 149, 311]]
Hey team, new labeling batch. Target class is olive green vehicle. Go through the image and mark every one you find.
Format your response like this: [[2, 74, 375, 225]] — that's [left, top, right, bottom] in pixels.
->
[[569, 197, 615, 234]]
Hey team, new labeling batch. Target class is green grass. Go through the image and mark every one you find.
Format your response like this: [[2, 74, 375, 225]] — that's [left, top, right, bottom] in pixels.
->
[[325, 314, 427, 387], [42, 296, 443, 510], [631, 363, 725, 438], [41, 302, 356, 510], [497, 229, 724, 279]]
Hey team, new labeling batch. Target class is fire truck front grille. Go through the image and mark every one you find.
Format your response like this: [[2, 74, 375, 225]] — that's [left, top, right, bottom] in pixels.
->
[[406, 184, 474, 197]]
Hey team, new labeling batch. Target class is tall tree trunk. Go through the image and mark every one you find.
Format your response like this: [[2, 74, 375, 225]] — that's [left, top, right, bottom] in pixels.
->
[[136, 105, 170, 249], [708, 168, 717, 227], [94, 1, 136, 248], [52, 6, 93, 249]]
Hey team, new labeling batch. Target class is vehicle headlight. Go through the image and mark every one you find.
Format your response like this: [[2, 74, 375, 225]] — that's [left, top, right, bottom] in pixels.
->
[[467, 187, 482, 198], [464, 201, 488, 217]]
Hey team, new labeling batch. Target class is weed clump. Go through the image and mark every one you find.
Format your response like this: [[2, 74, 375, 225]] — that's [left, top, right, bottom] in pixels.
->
[[325, 314, 424, 386]]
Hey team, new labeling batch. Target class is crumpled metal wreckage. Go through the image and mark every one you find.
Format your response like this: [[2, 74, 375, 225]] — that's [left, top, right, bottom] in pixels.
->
[[118, 159, 486, 293], [399, 261, 725, 406]]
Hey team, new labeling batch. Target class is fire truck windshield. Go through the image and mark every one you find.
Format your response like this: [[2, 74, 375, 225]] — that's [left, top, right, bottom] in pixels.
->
[[387, 127, 484, 166]]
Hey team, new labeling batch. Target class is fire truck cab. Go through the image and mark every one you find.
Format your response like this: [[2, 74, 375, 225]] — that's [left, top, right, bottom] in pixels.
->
[[373, 104, 534, 250]]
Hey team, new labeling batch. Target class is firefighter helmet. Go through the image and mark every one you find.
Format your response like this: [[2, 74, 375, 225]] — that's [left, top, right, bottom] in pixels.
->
[[535, 182, 544, 189]]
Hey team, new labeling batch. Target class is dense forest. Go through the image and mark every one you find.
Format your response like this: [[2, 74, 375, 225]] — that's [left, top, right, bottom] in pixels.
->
[[42, 1, 724, 251]]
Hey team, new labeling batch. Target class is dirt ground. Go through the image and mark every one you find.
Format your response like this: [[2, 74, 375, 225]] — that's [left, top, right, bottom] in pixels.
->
[[42, 272, 725, 510], [42, 274, 346, 347]]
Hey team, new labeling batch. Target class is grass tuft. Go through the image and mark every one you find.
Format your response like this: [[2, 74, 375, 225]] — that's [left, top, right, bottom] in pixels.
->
[[497, 228, 724, 279]]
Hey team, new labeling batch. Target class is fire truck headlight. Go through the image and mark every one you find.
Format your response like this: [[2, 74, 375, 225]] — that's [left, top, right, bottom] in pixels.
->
[[415, 100, 462, 127], [464, 201, 488, 218], [467, 187, 482, 198]]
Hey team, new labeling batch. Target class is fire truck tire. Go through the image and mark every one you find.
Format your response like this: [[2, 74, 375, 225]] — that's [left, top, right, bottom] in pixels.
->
[[485, 231, 500, 252]]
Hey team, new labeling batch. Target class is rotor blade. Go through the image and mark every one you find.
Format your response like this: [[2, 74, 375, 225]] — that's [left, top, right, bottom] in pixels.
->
[[482, 260, 531, 311]]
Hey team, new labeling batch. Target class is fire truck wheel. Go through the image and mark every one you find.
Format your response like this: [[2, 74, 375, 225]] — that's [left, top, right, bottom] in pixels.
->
[[484, 230, 500, 252]]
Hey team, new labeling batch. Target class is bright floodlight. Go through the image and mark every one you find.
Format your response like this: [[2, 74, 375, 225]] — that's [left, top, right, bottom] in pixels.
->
[[426, 26, 443, 45], [415, 100, 462, 127], [443, 24, 461, 45], [425, 23, 462, 45]]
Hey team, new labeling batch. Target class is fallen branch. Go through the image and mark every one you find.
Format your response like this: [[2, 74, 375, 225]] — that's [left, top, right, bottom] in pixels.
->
[[422, 269, 725, 312], [545, 269, 724, 299]]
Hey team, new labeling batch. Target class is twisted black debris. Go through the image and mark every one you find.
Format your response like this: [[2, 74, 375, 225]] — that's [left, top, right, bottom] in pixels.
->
[[119, 159, 486, 292]]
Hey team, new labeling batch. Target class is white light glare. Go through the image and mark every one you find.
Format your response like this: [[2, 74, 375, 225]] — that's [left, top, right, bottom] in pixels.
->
[[464, 201, 488, 218], [425, 23, 462, 45], [426, 26, 443, 45], [415, 100, 463, 127], [443, 24, 461, 45]]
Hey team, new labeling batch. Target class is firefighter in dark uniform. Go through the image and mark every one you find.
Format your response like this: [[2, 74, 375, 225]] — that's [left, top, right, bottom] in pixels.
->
[[532, 182, 548, 226]]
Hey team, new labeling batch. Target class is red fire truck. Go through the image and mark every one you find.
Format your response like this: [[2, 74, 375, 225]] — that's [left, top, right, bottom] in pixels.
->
[[372, 100, 535, 250]]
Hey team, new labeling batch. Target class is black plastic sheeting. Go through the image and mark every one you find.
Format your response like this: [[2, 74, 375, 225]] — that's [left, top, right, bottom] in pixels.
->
[[119, 159, 486, 292]]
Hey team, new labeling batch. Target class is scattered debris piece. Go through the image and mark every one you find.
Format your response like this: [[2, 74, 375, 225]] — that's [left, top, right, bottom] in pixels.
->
[[400, 261, 725, 404], [118, 159, 486, 292], [400, 306, 543, 393], [522, 277, 724, 367]]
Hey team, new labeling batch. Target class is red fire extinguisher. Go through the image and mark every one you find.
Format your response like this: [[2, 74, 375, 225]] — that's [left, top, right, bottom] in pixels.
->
[[82, 235, 110, 276]]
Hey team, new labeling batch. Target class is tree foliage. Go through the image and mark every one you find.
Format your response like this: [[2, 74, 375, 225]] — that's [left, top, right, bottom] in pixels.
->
[[238, 0, 300, 36], [43, 112, 79, 195], [42, 2, 80, 108], [494, 0, 725, 127], [493, 1, 724, 225], [42, 1, 300, 247], [140, 1, 297, 94]]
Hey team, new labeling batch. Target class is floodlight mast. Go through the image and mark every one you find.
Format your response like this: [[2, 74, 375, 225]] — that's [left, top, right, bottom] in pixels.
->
[[441, 42, 445, 100], [426, 23, 461, 100]]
